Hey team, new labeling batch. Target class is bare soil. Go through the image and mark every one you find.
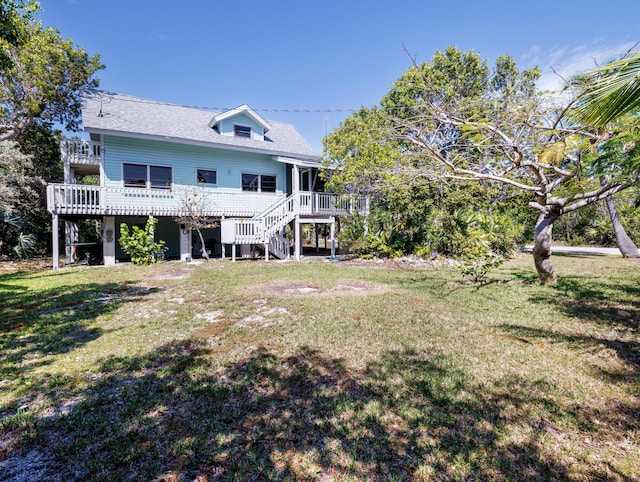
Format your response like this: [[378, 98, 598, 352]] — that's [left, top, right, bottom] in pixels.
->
[[255, 279, 391, 297]]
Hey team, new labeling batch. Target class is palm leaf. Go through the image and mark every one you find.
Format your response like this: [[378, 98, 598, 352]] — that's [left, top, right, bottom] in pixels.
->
[[576, 52, 640, 126]]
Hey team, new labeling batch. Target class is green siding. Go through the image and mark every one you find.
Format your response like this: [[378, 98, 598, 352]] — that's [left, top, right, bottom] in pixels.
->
[[103, 136, 285, 192]]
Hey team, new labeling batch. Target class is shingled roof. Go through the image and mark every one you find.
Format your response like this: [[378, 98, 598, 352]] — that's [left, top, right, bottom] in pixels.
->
[[81, 91, 319, 161]]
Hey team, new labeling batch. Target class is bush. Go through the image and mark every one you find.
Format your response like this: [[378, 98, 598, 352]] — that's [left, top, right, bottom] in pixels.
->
[[459, 253, 506, 283], [119, 217, 167, 265]]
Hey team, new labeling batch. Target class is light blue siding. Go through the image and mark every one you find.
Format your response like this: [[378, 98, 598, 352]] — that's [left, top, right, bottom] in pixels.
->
[[103, 136, 285, 192], [219, 113, 264, 139]]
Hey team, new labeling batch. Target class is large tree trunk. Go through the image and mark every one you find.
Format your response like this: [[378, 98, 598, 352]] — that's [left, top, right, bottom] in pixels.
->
[[600, 178, 640, 257], [533, 210, 559, 284], [605, 195, 640, 257]]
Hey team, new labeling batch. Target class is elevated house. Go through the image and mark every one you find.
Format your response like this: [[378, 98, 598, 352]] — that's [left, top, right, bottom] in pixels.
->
[[47, 91, 367, 269]]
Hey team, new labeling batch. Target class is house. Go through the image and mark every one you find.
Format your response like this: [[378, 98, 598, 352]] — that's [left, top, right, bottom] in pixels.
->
[[46, 91, 368, 269]]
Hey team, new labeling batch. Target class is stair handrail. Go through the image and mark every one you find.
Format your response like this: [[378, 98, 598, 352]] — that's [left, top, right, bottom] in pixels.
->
[[267, 232, 290, 260], [254, 192, 297, 219]]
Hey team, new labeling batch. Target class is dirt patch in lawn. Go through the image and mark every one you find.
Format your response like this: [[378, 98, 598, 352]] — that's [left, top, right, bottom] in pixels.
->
[[193, 319, 236, 339], [255, 279, 391, 297], [145, 267, 195, 281]]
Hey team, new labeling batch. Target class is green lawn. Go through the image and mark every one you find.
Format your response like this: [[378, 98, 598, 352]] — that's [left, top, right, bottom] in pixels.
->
[[0, 254, 638, 481]]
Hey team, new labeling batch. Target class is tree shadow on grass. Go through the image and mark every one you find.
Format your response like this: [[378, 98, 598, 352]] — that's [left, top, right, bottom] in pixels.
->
[[12, 343, 635, 481], [509, 272, 640, 372], [0, 275, 158, 414]]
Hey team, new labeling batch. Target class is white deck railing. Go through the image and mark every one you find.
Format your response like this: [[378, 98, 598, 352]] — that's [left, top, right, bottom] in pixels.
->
[[299, 192, 369, 216], [46, 184, 284, 217], [47, 185, 369, 219], [61, 139, 101, 166]]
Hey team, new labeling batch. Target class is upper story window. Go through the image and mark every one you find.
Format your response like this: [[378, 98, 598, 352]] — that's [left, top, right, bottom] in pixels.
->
[[197, 169, 217, 185], [123, 163, 172, 190], [260, 175, 276, 192], [233, 124, 252, 138], [242, 173, 277, 193], [123, 163, 146, 188]]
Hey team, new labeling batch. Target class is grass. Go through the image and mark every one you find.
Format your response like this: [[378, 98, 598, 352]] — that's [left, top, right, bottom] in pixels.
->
[[0, 254, 638, 481]]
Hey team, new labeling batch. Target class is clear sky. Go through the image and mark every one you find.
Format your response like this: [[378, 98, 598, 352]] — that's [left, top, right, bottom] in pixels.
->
[[40, 0, 640, 154]]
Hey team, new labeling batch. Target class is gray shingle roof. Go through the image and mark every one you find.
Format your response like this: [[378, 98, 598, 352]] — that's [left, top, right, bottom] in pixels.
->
[[82, 91, 319, 161]]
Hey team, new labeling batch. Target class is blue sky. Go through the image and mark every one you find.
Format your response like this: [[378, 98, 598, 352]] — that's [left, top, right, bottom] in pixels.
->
[[41, 0, 640, 153]]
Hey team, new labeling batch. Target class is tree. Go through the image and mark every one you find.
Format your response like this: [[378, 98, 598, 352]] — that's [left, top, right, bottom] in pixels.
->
[[0, 0, 103, 140], [323, 47, 640, 283], [0, 139, 40, 255], [174, 187, 218, 260], [569, 53, 640, 257]]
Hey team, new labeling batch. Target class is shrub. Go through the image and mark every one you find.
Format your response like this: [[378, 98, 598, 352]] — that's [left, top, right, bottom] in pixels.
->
[[119, 217, 167, 265], [459, 253, 506, 283]]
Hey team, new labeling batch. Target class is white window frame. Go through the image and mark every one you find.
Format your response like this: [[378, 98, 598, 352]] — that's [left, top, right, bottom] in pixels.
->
[[196, 168, 218, 186], [233, 124, 252, 139], [241, 173, 277, 193], [122, 163, 173, 190]]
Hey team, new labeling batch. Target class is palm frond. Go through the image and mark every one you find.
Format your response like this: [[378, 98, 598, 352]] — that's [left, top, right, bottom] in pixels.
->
[[575, 52, 640, 126]]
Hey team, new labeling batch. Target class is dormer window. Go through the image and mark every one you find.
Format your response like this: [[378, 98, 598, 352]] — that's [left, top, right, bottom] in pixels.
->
[[234, 125, 252, 138], [209, 105, 271, 141]]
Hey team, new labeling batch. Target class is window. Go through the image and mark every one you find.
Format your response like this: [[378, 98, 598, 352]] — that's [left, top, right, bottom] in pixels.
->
[[150, 166, 172, 189], [234, 125, 252, 138], [241, 173, 277, 192], [123, 164, 147, 188], [242, 173, 259, 191], [197, 169, 217, 185], [260, 175, 276, 193], [123, 163, 172, 190]]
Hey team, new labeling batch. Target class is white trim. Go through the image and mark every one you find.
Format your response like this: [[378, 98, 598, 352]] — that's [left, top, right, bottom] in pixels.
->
[[273, 155, 322, 168], [98, 134, 106, 187], [122, 162, 173, 191], [296, 216, 336, 224], [122, 162, 147, 188], [196, 168, 218, 186], [208, 104, 272, 133], [241, 172, 278, 193]]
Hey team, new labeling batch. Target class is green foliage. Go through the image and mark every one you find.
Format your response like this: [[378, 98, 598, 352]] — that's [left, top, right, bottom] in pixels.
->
[[322, 106, 399, 194], [336, 213, 368, 254], [368, 230, 404, 258], [587, 123, 640, 180], [337, 192, 525, 261], [422, 209, 522, 260], [323, 47, 535, 263], [13, 231, 36, 258], [424, 209, 489, 259], [0, 140, 44, 257], [573, 51, 640, 126], [0, 125, 63, 257], [381, 47, 490, 116], [474, 210, 524, 257], [459, 253, 506, 283], [0, 0, 103, 140], [323, 45, 640, 282], [118, 218, 166, 265], [554, 193, 640, 247]]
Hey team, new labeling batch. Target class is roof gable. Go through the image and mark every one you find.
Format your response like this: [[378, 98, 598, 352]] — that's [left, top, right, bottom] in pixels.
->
[[208, 104, 272, 133]]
